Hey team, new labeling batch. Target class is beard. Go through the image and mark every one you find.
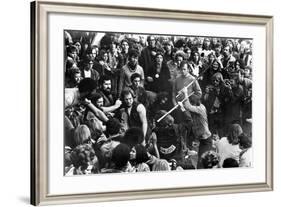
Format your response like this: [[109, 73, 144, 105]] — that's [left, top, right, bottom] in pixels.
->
[[102, 87, 111, 94], [128, 61, 137, 70]]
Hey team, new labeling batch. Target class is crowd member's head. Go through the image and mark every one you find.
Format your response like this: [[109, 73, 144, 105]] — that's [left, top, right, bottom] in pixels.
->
[[67, 45, 78, 60], [208, 52, 216, 64], [85, 111, 106, 134], [84, 46, 97, 61], [163, 40, 173, 54], [175, 50, 186, 66], [122, 127, 144, 149], [98, 49, 109, 62], [99, 75, 112, 94], [130, 144, 149, 163], [74, 41, 82, 54], [147, 35, 156, 49], [78, 78, 97, 98], [105, 118, 122, 137], [222, 158, 239, 168], [121, 89, 134, 108], [89, 93, 104, 108], [211, 72, 224, 87], [121, 39, 130, 54], [155, 110, 174, 128], [223, 45, 232, 58], [130, 73, 142, 89], [214, 43, 222, 56], [238, 133, 252, 150], [202, 38, 211, 50], [68, 67, 82, 87], [70, 144, 96, 174], [128, 49, 139, 68], [234, 58, 245, 71], [184, 47, 192, 60], [210, 59, 221, 72], [83, 58, 94, 71], [201, 151, 219, 169], [189, 94, 201, 106], [73, 124, 92, 146], [179, 60, 190, 77], [109, 41, 118, 54], [227, 124, 243, 145], [192, 51, 200, 64], [155, 52, 164, 65], [155, 92, 169, 105], [111, 143, 131, 169]]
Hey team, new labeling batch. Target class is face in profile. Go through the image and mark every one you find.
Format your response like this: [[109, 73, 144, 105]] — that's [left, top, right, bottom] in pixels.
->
[[132, 77, 141, 88], [95, 97, 104, 108]]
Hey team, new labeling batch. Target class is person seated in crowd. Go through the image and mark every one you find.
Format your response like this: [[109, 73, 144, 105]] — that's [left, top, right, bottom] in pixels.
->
[[102, 143, 134, 173], [88, 92, 120, 118], [127, 73, 148, 107], [222, 158, 239, 168], [201, 150, 219, 169], [215, 123, 243, 167], [149, 92, 172, 119], [153, 109, 193, 163], [65, 144, 98, 175], [146, 51, 171, 93], [65, 78, 109, 132], [130, 144, 151, 172], [117, 90, 148, 146], [65, 67, 82, 88], [238, 133, 252, 167], [118, 49, 145, 98]]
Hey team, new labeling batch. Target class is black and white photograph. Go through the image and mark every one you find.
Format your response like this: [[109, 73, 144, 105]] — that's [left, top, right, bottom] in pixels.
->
[[64, 31, 253, 175]]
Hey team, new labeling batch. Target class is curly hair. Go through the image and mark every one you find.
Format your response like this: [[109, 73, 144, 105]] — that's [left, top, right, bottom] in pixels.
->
[[70, 144, 96, 171], [201, 151, 219, 169]]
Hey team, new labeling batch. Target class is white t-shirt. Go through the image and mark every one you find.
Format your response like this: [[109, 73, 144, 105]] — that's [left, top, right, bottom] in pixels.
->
[[215, 137, 242, 167], [239, 148, 252, 167], [65, 88, 80, 108]]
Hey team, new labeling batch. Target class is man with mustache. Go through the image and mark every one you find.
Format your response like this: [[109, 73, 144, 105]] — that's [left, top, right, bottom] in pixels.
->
[[97, 75, 122, 113]]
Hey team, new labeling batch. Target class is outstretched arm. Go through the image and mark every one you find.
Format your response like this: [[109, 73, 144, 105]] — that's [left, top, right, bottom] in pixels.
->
[[84, 99, 109, 122], [137, 104, 148, 146]]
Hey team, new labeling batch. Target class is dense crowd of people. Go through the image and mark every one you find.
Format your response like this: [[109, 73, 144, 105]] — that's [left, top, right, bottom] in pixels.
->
[[64, 31, 253, 175]]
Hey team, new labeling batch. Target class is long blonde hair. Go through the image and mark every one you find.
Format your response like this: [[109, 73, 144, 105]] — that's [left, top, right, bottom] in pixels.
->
[[73, 124, 91, 146]]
